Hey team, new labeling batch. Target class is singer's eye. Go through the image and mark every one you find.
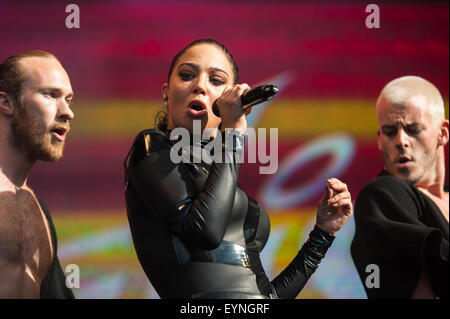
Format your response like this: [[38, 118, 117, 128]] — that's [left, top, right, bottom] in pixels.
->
[[179, 71, 195, 81], [210, 77, 225, 86]]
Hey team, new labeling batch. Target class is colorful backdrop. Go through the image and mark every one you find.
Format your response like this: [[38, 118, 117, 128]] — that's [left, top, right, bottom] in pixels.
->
[[1, 0, 448, 298]]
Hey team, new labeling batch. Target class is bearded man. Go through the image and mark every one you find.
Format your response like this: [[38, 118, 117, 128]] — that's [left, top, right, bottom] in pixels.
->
[[0, 50, 75, 298]]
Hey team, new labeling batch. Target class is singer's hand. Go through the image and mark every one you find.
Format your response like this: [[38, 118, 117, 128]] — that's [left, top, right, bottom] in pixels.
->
[[216, 83, 251, 134], [315, 178, 353, 236]]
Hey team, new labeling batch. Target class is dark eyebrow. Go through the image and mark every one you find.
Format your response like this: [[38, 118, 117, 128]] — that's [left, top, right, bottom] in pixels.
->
[[178, 62, 198, 70], [178, 63, 229, 76], [209, 67, 229, 77]]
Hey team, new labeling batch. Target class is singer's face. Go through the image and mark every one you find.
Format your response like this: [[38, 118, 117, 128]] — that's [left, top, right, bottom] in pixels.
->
[[163, 43, 234, 135]]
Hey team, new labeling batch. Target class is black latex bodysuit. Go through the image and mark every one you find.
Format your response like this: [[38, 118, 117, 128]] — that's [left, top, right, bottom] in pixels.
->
[[124, 128, 334, 299]]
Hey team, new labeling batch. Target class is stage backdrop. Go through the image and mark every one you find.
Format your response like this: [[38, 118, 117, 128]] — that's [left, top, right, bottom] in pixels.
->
[[1, 0, 448, 298]]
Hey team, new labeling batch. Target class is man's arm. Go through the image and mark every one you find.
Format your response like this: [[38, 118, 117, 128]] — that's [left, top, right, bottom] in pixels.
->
[[411, 264, 437, 299]]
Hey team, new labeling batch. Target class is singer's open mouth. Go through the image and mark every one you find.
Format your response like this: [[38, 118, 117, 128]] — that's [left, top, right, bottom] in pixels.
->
[[187, 100, 208, 117], [188, 100, 207, 111], [191, 105, 203, 111]]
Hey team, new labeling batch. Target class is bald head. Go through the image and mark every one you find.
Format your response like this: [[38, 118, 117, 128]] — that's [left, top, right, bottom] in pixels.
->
[[376, 76, 445, 125]]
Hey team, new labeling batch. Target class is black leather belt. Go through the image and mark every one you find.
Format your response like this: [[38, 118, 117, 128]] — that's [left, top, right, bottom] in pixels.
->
[[191, 291, 270, 299], [171, 236, 250, 268]]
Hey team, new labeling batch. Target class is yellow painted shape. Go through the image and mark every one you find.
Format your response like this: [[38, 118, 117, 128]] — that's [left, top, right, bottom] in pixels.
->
[[69, 99, 449, 141]]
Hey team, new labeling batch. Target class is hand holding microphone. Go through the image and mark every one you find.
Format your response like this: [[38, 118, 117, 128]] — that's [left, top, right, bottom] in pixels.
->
[[212, 84, 279, 117]]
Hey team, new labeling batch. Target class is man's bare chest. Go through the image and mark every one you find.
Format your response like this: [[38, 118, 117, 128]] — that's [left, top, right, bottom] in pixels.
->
[[0, 190, 54, 283], [418, 188, 449, 223], [431, 197, 449, 223]]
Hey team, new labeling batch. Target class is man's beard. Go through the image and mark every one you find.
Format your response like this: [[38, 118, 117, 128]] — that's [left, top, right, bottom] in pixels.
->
[[383, 150, 437, 185], [11, 106, 67, 162]]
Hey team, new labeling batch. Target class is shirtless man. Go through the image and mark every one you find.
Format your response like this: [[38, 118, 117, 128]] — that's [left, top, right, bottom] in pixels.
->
[[351, 76, 449, 298], [0, 50, 75, 298]]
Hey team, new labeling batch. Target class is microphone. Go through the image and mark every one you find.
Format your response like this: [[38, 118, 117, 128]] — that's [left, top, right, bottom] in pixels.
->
[[212, 84, 279, 117]]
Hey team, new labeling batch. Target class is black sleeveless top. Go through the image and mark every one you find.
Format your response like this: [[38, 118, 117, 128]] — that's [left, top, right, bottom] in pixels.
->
[[38, 199, 75, 299]]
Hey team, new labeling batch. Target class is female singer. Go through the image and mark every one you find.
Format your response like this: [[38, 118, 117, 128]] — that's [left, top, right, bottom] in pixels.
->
[[124, 39, 353, 299]]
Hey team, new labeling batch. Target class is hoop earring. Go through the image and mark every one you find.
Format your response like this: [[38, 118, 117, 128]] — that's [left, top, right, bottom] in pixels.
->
[[154, 100, 168, 129]]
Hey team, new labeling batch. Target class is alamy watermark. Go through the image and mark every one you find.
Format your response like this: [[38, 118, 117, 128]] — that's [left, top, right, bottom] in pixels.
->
[[365, 264, 380, 289], [65, 264, 80, 289], [365, 4, 380, 29], [65, 4, 80, 29], [64, 4, 380, 30], [170, 120, 278, 175]]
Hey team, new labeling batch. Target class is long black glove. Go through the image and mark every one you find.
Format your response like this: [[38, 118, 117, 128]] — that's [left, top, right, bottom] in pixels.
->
[[271, 226, 335, 299]]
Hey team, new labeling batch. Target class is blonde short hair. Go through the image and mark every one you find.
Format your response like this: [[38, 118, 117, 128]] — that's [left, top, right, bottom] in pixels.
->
[[376, 75, 445, 124]]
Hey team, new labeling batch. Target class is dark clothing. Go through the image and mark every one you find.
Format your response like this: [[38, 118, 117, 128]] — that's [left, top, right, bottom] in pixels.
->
[[351, 172, 449, 299], [38, 199, 75, 299], [124, 129, 334, 299]]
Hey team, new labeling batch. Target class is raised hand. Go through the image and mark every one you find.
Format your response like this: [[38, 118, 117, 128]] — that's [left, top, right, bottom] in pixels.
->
[[315, 178, 353, 236]]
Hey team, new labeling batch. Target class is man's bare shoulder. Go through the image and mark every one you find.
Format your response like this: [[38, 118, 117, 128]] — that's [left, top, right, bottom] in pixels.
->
[[0, 187, 38, 213]]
